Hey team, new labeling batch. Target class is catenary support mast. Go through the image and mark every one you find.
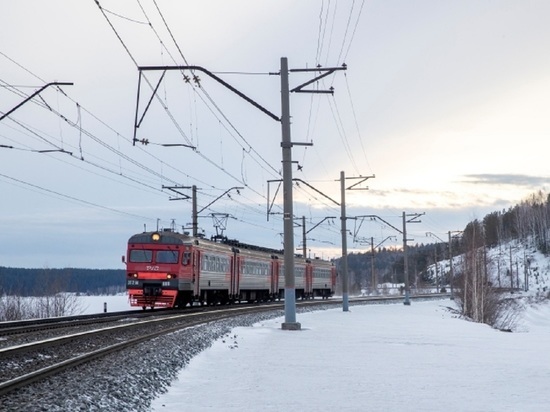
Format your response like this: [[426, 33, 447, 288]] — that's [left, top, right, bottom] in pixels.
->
[[280, 57, 300, 330]]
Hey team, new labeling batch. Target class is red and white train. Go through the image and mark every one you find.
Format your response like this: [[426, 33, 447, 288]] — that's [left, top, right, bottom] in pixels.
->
[[125, 230, 336, 309]]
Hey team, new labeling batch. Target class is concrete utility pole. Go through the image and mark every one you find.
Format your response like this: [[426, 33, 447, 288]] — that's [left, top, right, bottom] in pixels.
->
[[426, 232, 446, 294], [355, 215, 402, 294], [302, 216, 307, 258], [279, 59, 345, 325], [370, 237, 375, 294], [192, 185, 198, 236], [162, 185, 242, 237], [340, 173, 375, 311], [294, 215, 337, 258], [449, 231, 454, 299], [369, 236, 396, 295], [447, 230, 462, 300], [340, 171, 350, 311], [134, 60, 346, 329], [280, 57, 300, 330], [402, 212, 424, 305], [402, 212, 410, 305]]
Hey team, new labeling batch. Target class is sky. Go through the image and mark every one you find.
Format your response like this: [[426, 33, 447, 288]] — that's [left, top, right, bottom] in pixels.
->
[[1, 1, 550, 269], [148, 299, 550, 412]]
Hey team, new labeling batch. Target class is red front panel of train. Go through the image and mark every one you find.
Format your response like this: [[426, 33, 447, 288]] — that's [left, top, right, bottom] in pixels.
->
[[126, 242, 192, 308]]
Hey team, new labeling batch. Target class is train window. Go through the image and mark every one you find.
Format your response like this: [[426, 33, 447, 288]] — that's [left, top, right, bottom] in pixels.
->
[[129, 249, 152, 263], [242, 261, 269, 276], [200, 254, 230, 272], [156, 250, 179, 264], [182, 251, 191, 266]]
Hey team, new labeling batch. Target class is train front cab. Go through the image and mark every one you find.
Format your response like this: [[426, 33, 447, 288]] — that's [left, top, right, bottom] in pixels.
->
[[125, 231, 194, 309]]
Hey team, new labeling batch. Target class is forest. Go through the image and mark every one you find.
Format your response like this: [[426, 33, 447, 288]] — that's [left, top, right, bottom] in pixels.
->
[[0, 267, 125, 296], [340, 190, 550, 329], [343, 190, 550, 297]]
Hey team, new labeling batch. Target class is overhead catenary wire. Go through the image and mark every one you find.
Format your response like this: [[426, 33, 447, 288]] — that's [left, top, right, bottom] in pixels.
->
[[2, 25, 270, 251], [1, 52, 271, 223], [136, 0, 282, 180], [341, 0, 366, 64], [3, 3, 398, 253], [98, 0, 281, 195], [130, 1, 290, 229], [335, 0, 356, 66], [2, 36, 261, 201], [323, 1, 338, 67], [0, 172, 160, 223], [325, 93, 360, 174], [343, 72, 373, 175]]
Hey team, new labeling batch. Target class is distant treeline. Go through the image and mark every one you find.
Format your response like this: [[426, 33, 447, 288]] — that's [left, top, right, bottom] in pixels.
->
[[339, 190, 550, 294], [0, 267, 125, 296]]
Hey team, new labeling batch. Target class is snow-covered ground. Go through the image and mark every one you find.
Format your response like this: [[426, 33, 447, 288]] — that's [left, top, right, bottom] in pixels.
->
[[58, 294, 550, 411], [79, 293, 139, 314], [145, 299, 549, 412]]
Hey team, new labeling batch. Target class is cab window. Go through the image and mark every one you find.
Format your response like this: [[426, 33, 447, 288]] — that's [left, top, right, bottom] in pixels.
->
[[182, 251, 191, 266], [129, 250, 152, 263], [156, 250, 179, 264]]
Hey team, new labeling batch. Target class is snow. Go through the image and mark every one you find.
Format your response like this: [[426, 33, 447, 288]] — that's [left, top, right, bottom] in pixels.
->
[[78, 294, 139, 315], [145, 299, 550, 412], [71, 278, 550, 412]]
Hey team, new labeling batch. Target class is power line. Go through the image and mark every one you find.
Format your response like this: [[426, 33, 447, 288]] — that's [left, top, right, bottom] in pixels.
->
[[0, 171, 159, 223], [136, 1, 281, 180], [326, 93, 360, 174], [342, 0, 366, 63], [2, 34, 242, 197], [2, 35, 284, 239], [97, 0, 278, 194], [323, 1, 338, 66], [344, 72, 373, 174], [102, 5, 149, 25], [151, 0, 191, 65], [336, 0, 356, 65]]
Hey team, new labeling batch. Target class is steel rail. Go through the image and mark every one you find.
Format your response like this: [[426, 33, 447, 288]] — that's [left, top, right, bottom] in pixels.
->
[[0, 304, 283, 396], [0, 295, 448, 395]]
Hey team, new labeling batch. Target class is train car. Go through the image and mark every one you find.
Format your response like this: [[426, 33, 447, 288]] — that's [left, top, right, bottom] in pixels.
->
[[311, 257, 336, 299], [124, 229, 335, 309]]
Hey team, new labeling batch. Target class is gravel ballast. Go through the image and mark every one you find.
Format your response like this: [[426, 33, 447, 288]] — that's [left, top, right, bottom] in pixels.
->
[[0, 310, 288, 411]]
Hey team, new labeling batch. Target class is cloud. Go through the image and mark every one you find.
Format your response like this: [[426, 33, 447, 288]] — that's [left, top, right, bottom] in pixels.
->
[[459, 174, 549, 187]]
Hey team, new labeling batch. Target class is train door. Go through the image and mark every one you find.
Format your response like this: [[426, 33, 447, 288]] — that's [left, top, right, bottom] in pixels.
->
[[193, 249, 201, 297], [270, 257, 279, 298], [234, 252, 242, 301], [230, 248, 239, 300], [306, 263, 313, 298]]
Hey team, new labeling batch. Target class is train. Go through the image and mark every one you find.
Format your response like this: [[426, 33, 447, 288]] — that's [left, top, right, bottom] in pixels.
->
[[124, 229, 337, 309]]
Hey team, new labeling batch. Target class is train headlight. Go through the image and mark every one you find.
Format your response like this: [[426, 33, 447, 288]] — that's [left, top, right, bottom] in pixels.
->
[[167, 274, 172, 279], [133, 273, 138, 278], [151, 232, 161, 242]]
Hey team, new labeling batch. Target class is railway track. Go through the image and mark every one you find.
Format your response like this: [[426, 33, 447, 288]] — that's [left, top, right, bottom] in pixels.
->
[[0, 308, 171, 336], [0, 294, 447, 397], [0, 303, 285, 396]]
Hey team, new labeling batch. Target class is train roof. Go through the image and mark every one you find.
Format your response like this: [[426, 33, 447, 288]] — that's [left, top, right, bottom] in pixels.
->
[[127, 230, 332, 264], [127, 230, 284, 254], [128, 231, 194, 245]]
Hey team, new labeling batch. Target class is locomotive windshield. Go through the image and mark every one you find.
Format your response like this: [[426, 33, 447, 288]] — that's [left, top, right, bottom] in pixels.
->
[[156, 250, 179, 264], [129, 249, 180, 264], [129, 250, 153, 263]]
